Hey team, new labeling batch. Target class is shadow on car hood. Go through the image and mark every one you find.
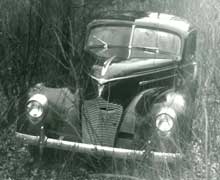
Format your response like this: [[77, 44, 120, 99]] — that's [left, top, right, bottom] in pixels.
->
[[87, 47, 177, 83], [90, 56, 177, 83]]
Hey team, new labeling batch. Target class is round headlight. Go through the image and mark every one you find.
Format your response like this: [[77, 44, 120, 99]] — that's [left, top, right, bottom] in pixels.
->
[[27, 101, 44, 118], [156, 114, 174, 132], [26, 94, 48, 124], [155, 107, 176, 132]]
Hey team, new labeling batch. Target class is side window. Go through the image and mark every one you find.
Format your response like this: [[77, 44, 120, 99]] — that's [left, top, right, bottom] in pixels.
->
[[184, 31, 197, 62]]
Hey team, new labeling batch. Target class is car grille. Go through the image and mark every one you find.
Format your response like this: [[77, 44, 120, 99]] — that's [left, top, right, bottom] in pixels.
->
[[82, 97, 123, 147]]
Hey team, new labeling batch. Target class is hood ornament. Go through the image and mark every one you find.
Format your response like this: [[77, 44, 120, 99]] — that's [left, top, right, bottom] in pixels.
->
[[98, 56, 115, 97], [101, 56, 116, 76]]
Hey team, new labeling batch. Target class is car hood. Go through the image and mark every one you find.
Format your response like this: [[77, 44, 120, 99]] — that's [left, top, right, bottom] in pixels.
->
[[87, 47, 178, 84]]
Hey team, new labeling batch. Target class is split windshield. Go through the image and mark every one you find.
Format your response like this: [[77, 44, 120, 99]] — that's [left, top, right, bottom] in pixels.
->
[[87, 25, 181, 56], [87, 26, 131, 47]]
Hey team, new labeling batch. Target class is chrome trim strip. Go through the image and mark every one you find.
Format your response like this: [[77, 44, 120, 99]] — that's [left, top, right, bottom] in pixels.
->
[[16, 132, 183, 162], [127, 25, 135, 59], [128, 25, 135, 49], [90, 65, 177, 85], [139, 74, 177, 86]]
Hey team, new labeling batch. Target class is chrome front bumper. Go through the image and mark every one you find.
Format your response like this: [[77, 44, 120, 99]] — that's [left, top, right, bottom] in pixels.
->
[[16, 132, 183, 163]]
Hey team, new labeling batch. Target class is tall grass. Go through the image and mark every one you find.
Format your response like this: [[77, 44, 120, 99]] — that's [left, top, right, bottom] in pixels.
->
[[169, 1, 220, 179]]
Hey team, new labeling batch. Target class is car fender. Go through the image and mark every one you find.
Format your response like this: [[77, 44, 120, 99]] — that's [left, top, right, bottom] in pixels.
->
[[20, 83, 81, 140], [118, 87, 165, 133]]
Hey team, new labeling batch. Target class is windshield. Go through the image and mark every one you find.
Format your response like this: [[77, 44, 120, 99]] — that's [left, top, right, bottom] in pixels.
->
[[87, 26, 132, 47], [132, 28, 181, 55], [87, 25, 181, 57]]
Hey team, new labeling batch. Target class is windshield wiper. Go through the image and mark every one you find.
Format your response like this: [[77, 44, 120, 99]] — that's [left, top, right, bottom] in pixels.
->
[[93, 35, 108, 49], [133, 46, 159, 54], [133, 46, 180, 59]]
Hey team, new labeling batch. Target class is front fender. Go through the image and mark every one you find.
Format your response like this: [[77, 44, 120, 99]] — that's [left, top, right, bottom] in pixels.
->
[[115, 87, 166, 148], [17, 83, 81, 141], [116, 87, 194, 150]]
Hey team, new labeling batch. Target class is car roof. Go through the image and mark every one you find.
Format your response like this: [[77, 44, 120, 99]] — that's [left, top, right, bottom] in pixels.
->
[[87, 12, 195, 37]]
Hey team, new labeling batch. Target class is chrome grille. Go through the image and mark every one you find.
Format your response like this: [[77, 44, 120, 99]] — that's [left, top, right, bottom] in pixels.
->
[[82, 97, 123, 147]]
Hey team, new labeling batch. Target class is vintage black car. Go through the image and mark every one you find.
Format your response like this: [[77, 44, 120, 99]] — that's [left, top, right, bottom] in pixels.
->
[[16, 11, 197, 173]]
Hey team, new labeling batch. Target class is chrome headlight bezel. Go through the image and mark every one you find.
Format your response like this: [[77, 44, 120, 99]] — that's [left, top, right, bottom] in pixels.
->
[[26, 94, 48, 124], [26, 101, 44, 118], [155, 107, 176, 134]]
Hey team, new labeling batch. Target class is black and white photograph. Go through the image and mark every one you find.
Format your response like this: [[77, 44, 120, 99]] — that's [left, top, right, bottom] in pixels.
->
[[0, 0, 219, 179]]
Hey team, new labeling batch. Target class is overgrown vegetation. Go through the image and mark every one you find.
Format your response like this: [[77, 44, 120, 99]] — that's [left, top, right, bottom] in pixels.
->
[[0, 0, 220, 179]]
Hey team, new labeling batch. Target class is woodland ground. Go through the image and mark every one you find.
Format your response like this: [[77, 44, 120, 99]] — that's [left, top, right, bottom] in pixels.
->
[[0, 88, 220, 180]]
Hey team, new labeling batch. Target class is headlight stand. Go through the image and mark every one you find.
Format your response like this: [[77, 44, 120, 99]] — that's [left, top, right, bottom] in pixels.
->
[[39, 125, 46, 160]]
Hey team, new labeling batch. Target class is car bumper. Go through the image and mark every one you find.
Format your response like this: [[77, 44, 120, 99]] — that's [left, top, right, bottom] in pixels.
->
[[16, 132, 183, 163]]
